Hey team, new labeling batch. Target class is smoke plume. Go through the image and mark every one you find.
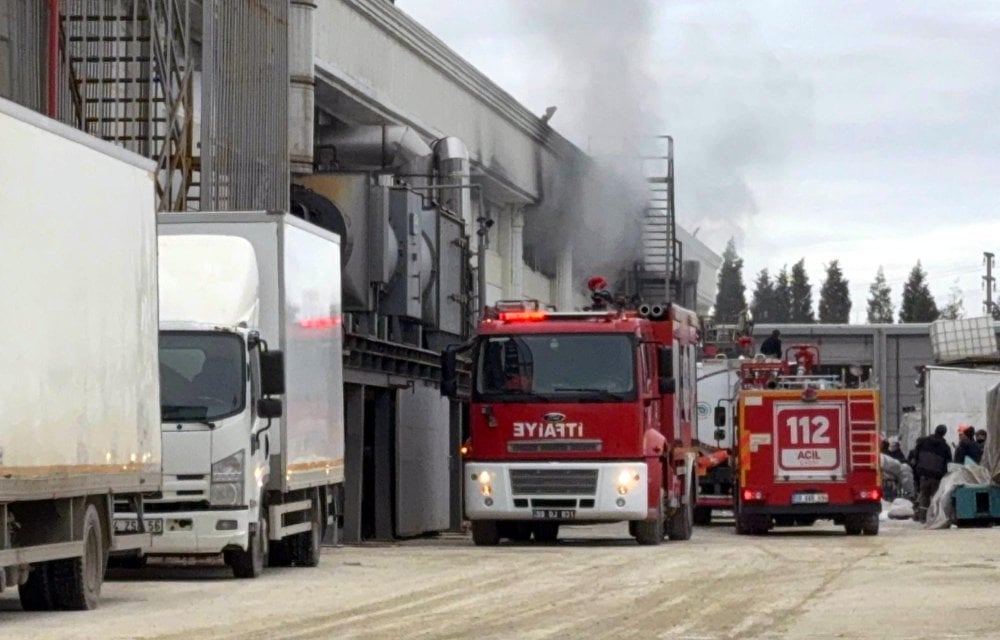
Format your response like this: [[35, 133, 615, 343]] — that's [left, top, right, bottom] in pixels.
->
[[519, 0, 661, 286]]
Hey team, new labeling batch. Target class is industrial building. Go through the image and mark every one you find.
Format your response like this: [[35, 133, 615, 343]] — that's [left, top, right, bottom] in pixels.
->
[[0, 0, 721, 541]]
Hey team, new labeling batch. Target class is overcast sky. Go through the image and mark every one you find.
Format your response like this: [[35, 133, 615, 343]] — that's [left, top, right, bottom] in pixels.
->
[[398, 0, 1000, 321]]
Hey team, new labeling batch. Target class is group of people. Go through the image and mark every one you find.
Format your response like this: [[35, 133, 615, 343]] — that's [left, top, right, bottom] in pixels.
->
[[885, 425, 989, 522]]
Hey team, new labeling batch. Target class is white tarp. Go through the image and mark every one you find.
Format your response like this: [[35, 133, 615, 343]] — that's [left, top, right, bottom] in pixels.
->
[[881, 454, 915, 499]]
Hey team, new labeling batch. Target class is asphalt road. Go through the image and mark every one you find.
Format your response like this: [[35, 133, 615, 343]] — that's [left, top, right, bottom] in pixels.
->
[[2, 518, 998, 640]]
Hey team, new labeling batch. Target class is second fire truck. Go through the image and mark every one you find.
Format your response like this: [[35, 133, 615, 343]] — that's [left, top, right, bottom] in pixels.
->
[[720, 345, 882, 535]]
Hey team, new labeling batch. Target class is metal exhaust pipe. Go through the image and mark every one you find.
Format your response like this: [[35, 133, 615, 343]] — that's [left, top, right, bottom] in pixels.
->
[[650, 304, 665, 319], [638, 304, 652, 318]]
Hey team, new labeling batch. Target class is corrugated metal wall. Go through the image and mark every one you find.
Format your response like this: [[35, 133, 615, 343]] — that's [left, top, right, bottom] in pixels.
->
[[0, 1, 50, 113], [200, 0, 289, 212]]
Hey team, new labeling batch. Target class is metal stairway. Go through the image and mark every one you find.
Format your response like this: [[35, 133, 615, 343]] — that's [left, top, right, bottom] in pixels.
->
[[59, 0, 194, 211]]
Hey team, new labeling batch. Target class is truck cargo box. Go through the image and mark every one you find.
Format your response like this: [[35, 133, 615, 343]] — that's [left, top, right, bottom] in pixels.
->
[[158, 212, 344, 493], [0, 97, 160, 500], [922, 366, 1000, 448]]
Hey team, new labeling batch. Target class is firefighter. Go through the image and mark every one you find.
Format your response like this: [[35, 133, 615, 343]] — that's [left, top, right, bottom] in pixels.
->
[[760, 330, 782, 358], [954, 426, 982, 465], [913, 424, 952, 522]]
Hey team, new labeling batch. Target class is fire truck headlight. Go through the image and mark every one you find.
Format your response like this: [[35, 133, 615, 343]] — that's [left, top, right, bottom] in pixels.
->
[[477, 471, 493, 496], [616, 469, 639, 495]]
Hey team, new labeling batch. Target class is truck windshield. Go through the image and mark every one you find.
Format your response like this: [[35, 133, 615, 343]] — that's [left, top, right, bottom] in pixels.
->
[[160, 332, 246, 421], [475, 333, 635, 402]]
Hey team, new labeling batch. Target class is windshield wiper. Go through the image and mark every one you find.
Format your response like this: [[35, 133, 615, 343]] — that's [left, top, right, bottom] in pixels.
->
[[552, 387, 627, 401], [162, 405, 216, 428]]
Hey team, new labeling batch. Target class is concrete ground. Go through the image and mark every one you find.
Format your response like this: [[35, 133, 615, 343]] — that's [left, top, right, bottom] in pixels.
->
[[2, 518, 998, 640]]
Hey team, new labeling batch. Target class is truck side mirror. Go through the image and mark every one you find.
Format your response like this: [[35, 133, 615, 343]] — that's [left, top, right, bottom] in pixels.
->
[[260, 350, 285, 396], [440, 346, 459, 398], [714, 406, 727, 427], [257, 397, 283, 419], [657, 345, 674, 394]]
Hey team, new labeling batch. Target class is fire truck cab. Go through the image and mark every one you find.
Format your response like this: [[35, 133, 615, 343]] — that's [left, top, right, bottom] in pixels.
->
[[442, 295, 700, 546], [725, 345, 882, 535]]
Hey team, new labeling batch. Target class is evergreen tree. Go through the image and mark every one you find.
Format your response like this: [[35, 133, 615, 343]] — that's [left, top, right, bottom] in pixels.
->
[[773, 266, 792, 323], [714, 238, 747, 323], [818, 260, 851, 323], [750, 269, 776, 322], [899, 261, 939, 322], [866, 266, 894, 323], [789, 259, 815, 323], [939, 282, 964, 320]]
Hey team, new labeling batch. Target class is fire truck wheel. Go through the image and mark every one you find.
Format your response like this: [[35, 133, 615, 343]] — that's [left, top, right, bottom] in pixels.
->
[[693, 507, 712, 526], [634, 490, 664, 545], [736, 512, 769, 535], [533, 523, 559, 544], [471, 520, 500, 546], [843, 516, 863, 536], [861, 514, 880, 536], [503, 522, 533, 542], [668, 492, 694, 541]]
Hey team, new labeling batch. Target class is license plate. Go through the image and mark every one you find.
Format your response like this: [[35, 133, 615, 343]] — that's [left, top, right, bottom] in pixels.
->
[[791, 493, 828, 504], [114, 518, 163, 535], [532, 509, 575, 520]]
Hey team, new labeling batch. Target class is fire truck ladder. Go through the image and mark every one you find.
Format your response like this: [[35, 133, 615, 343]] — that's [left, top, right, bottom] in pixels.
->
[[637, 135, 682, 304], [847, 395, 879, 470]]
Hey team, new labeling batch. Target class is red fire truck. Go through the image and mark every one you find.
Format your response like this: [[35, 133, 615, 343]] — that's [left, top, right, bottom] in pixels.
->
[[722, 345, 882, 535], [441, 289, 700, 546]]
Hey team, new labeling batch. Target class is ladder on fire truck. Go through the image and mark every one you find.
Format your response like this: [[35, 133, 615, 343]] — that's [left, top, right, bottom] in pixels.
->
[[847, 393, 879, 470], [635, 135, 682, 303]]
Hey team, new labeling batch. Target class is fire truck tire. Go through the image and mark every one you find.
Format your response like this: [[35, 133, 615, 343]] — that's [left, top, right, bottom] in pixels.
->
[[533, 523, 559, 543], [736, 512, 769, 535], [471, 520, 500, 546], [502, 522, 533, 542], [634, 490, 664, 545], [862, 514, 880, 536], [843, 515, 863, 535], [693, 506, 712, 526], [668, 495, 694, 541]]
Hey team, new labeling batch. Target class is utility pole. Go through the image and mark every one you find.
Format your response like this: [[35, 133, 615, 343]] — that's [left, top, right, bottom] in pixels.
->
[[984, 252, 996, 317]]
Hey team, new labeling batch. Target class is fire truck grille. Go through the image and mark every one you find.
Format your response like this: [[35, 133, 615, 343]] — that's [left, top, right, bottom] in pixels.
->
[[509, 469, 599, 495], [507, 440, 603, 453]]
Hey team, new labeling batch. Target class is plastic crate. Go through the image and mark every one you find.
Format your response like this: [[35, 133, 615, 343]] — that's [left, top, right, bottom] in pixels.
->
[[930, 317, 999, 362]]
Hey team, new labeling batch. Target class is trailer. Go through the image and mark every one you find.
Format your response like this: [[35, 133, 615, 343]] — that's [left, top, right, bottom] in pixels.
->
[[0, 97, 160, 609]]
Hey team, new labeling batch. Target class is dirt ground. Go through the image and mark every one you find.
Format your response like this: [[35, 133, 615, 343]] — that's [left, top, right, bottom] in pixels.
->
[[1, 518, 998, 640]]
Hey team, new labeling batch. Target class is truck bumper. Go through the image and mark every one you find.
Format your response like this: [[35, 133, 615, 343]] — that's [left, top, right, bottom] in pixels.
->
[[464, 461, 648, 521], [740, 502, 881, 517], [115, 509, 251, 556]]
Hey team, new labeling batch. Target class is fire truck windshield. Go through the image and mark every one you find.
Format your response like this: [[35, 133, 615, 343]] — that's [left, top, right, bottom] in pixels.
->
[[474, 333, 635, 402]]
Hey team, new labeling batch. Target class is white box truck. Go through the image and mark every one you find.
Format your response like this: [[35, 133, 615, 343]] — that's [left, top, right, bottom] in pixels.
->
[[918, 365, 1000, 449], [115, 212, 344, 577], [0, 98, 161, 609]]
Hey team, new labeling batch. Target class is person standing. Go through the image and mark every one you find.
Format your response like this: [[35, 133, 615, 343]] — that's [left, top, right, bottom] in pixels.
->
[[954, 426, 982, 465], [760, 330, 782, 358], [914, 424, 952, 522]]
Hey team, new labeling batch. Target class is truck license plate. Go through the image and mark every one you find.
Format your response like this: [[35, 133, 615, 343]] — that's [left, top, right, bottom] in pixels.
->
[[114, 518, 163, 535], [791, 493, 828, 505], [532, 509, 575, 520]]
